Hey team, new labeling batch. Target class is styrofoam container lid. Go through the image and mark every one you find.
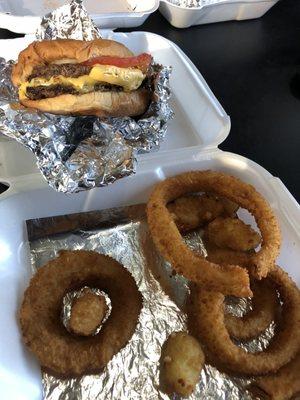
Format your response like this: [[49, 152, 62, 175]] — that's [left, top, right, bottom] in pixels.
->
[[159, 0, 279, 28], [0, 0, 159, 33]]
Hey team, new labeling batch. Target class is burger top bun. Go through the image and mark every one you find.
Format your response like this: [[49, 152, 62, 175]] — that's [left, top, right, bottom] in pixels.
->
[[11, 39, 134, 87]]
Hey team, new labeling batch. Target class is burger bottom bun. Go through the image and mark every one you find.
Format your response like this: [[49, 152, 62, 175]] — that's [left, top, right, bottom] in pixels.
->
[[20, 88, 150, 117]]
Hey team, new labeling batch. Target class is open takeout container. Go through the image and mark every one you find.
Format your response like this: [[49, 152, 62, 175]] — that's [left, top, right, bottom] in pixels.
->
[[0, 0, 281, 33], [0, 30, 299, 400], [0, 136, 299, 400], [0, 0, 159, 34], [0, 30, 230, 193], [159, 0, 280, 28]]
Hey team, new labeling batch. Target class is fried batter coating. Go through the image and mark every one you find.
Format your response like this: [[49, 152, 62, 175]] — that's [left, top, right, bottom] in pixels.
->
[[204, 239, 280, 339], [204, 239, 252, 268], [20, 250, 142, 377], [160, 331, 205, 397], [219, 197, 239, 217], [225, 280, 280, 340], [69, 289, 108, 336], [207, 217, 261, 251], [167, 194, 238, 232], [167, 194, 224, 232], [249, 351, 300, 400], [188, 266, 300, 376]]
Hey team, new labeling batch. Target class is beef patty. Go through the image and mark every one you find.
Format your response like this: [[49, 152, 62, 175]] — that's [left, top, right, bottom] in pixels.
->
[[26, 82, 124, 100], [28, 63, 92, 81], [26, 63, 125, 100]]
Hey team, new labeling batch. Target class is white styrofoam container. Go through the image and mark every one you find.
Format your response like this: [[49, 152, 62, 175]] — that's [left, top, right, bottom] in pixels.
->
[[0, 29, 299, 400], [0, 149, 299, 400], [0, 31, 230, 190], [159, 0, 279, 28], [0, 0, 159, 34]]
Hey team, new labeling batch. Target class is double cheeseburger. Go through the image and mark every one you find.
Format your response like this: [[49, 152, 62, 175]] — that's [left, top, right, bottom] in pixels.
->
[[11, 39, 152, 117]]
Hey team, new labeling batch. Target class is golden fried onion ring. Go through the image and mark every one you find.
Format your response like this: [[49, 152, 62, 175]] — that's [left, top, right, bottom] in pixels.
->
[[249, 351, 300, 400], [188, 266, 300, 376], [204, 241, 280, 340], [20, 250, 142, 377], [225, 280, 280, 341], [147, 171, 281, 296]]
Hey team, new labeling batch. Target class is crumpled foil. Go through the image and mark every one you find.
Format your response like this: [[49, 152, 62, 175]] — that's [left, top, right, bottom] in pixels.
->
[[36, 0, 101, 41], [27, 205, 276, 400], [167, 0, 225, 8], [0, 0, 173, 193]]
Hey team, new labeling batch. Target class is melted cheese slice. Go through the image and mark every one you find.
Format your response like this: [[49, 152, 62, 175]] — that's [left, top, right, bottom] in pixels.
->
[[19, 64, 146, 99]]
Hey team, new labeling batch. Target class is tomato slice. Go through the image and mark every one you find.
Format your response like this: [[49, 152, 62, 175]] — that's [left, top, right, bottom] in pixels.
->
[[81, 53, 152, 73]]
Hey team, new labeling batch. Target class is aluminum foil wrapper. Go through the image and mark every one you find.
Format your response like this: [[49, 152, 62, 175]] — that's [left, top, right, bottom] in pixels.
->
[[167, 0, 225, 8], [0, 0, 173, 193], [26, 205, 276, 400], [36, 0, 101, 41]]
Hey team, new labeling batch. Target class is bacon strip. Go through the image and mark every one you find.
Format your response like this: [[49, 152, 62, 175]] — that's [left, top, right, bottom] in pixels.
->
[[81, 53, 152, 73]]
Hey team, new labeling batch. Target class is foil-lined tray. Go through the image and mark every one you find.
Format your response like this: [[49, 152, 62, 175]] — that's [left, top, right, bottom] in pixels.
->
[[25, 205, 275, 400], [0, 0, 173, 193]]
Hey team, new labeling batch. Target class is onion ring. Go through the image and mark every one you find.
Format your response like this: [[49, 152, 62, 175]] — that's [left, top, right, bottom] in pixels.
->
[[205, 241, 280, 340], [147, 171, 280, 296], [225, 280, 280, 340], [20, 250, 142, 377], [188, 265, 300, 375], [249, 351, 300, 400]]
